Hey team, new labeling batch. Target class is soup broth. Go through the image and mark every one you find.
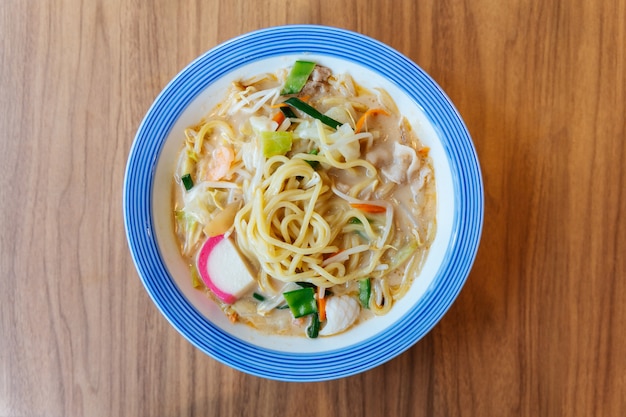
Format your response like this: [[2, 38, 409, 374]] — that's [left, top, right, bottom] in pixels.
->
[[172, 62, 436, 338]]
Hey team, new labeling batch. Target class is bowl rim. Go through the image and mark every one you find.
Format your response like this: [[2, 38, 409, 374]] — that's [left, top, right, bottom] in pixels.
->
[[124, 24, 483, 381]]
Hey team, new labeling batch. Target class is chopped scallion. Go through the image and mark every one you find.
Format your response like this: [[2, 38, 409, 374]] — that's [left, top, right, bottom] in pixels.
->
[[279, 105, 297, 119], [307, 313, 321, 338], [305, 149, 320, 169], [359, 278, 371, 309], [283, 97, 342, 129], [181, 173, 194, 191]]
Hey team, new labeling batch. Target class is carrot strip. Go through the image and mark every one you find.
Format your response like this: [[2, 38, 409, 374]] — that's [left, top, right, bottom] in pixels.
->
[[272, 111, 286, 125], [317, 287, 327, 322], [418, 146, 431, 156], [270, 103, 290, 109], [354, 108, 390, 133], [350, 203, 386, 213]]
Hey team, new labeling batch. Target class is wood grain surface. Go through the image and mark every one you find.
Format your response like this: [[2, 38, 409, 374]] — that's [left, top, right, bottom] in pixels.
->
[[1, 0, 625, 416]]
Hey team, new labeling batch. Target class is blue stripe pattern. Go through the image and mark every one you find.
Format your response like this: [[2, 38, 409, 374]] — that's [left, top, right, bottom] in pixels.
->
[[123, 25, 483, 381]]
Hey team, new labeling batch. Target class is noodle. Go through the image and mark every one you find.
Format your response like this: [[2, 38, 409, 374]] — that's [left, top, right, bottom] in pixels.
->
[[172, 61, 437, 337]]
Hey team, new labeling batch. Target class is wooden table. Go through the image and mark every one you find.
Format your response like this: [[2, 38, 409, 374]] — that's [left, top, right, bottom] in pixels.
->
[[2, 0, 624, 415]]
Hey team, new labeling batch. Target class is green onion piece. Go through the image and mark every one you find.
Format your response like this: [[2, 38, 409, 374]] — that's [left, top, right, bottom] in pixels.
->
[[283, 287, 318, 318], [283, 97, 342, 129], [253, 292, 265, 301], [279, 105, 297, 119], [307, 313, 321, 338], [295, 281, 317, 289], [348, 217, 371, 240], [261, 131, 293, 157], [305, 149, 320, 169], [181, 173, 194, 190], [359, 278, 371, 309], [349, 217, 373, 225], [281, 61, 316, 95]]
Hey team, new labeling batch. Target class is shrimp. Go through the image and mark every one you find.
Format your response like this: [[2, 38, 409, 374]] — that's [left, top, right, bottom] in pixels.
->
[[206, 145, 235, 181]]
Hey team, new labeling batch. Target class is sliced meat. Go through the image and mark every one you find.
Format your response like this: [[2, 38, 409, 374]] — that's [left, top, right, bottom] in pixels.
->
[[300, 65, 332, 97]]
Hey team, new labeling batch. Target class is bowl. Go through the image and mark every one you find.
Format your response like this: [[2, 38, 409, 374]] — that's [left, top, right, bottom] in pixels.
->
[[124, 24, 483, 381]]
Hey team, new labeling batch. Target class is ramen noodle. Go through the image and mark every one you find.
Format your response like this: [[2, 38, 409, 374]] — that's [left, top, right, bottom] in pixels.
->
[[173, 61, 436, 338]]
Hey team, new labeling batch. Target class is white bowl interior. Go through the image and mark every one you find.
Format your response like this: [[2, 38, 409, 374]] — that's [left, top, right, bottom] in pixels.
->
[[151, 55, 455, 353]]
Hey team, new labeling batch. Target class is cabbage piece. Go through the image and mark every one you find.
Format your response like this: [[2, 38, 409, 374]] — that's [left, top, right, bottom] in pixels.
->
[[175, 210, 203, 257], [260, 131, 293, 157], [182, 183, 219, 225], [328, 124, 361, 162], [250, 115, 278, 133], [293, 120, 321, 141], [324, 106, 355, 126]]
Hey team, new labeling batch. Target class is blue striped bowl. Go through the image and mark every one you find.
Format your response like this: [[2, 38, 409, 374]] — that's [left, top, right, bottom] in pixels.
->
[[124, 25, 483, 381]]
